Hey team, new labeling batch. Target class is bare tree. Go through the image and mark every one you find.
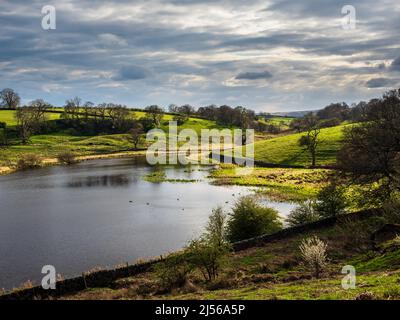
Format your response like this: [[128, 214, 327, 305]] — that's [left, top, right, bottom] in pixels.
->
[[29, 99, 51, 121], [63, 97, 82, 120], [82, 101, 94, 121], [168, 104, 179, 113], [128, 122, 144, 149], [0, 88, 20, 109], [15, 107, 47, 143], [337, 88, 400, 199], [298, 113, 321, 167], [106, 104, 131, 131], [299, 128, 321, 167], [178, 104, 195, 117], [145, 105, 164, 127], [95, 103, 107, 121]]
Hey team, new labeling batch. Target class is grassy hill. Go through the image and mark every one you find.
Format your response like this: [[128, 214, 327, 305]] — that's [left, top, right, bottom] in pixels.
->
[[250, 124, 347, 167], [0, 109, 225, 167], [0, 133, 135, 164]]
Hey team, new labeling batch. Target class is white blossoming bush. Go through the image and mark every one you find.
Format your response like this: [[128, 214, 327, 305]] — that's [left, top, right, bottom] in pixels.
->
[[299, 236, 328, 278]]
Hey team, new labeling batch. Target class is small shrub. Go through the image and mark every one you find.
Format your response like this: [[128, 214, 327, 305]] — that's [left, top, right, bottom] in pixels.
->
[[186, 207, 231, 282], [286, 200, 321, 227], [57, 151, 77, 165], [226, 196, 282, 243], [205, 206, 227, 246], [314, 183, 347, 218], [154, 253, 192, 292], [187, 237, 230, 282], [299, 236, 328, 278], [16, 154, 43, 170]]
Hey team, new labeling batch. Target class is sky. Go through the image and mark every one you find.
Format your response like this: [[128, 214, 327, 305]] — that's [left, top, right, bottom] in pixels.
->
[[0, 0, 399, 112]]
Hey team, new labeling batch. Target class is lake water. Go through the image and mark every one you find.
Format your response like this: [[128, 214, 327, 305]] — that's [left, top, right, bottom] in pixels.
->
[[0, 157, 295, 290]]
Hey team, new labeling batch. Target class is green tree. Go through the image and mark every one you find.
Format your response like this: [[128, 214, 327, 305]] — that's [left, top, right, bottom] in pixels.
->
[[314, 183, 347, 218], [226, 196, 282, 242], [186, 207, 230, 282]]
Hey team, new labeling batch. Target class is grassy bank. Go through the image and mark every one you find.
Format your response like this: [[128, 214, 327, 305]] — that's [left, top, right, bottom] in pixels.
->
[[0, 133, 135, 165], [210, 165, 332, 201]]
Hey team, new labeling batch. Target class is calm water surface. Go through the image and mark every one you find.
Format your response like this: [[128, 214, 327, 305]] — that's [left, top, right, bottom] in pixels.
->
[[0, 157, 295, 289]]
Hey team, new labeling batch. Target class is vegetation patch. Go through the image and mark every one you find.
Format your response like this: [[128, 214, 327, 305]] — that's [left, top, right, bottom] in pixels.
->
[[210, 166, 332, 201]]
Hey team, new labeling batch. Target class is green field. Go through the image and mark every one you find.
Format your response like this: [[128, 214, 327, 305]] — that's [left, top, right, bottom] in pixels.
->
[[0, 110, 64, 126], [250, 124, 347, 166], [265, 116, 295, 126]]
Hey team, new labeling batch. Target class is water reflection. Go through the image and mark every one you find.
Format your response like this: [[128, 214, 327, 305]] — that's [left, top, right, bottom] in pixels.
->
[[66, 174, 132, 188]]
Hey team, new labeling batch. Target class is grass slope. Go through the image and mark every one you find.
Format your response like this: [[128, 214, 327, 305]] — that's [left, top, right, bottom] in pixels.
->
[[251, 125, 347, 166], [0, 133, 134, 164]]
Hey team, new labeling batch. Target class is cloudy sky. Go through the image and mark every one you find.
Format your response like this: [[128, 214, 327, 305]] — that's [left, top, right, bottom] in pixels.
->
[[1, 0, 399, 112]]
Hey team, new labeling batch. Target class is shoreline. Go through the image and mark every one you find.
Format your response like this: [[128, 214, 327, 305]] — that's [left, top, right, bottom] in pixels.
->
[[0, 150, 147, 177], [0, 150, 219, 177]]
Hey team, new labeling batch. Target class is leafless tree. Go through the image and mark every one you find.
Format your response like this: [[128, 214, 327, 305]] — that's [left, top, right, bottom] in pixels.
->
[[145, 105, 164, 127], [15, 106, 47, 143], [0, 88, 20, 109], [298, 113, 321, 167], [337, 88, 400, 199], [106, 104, 131, 131], [128, 122, 144, 149], [63, 97, 82, 120]]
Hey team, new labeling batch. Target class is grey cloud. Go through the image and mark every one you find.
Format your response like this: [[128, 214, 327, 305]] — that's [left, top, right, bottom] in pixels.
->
[[391, 56, 400, 71], [235, 70, 273, 80], [365, 78, 393, 88], [114, 66, 148, 81]]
